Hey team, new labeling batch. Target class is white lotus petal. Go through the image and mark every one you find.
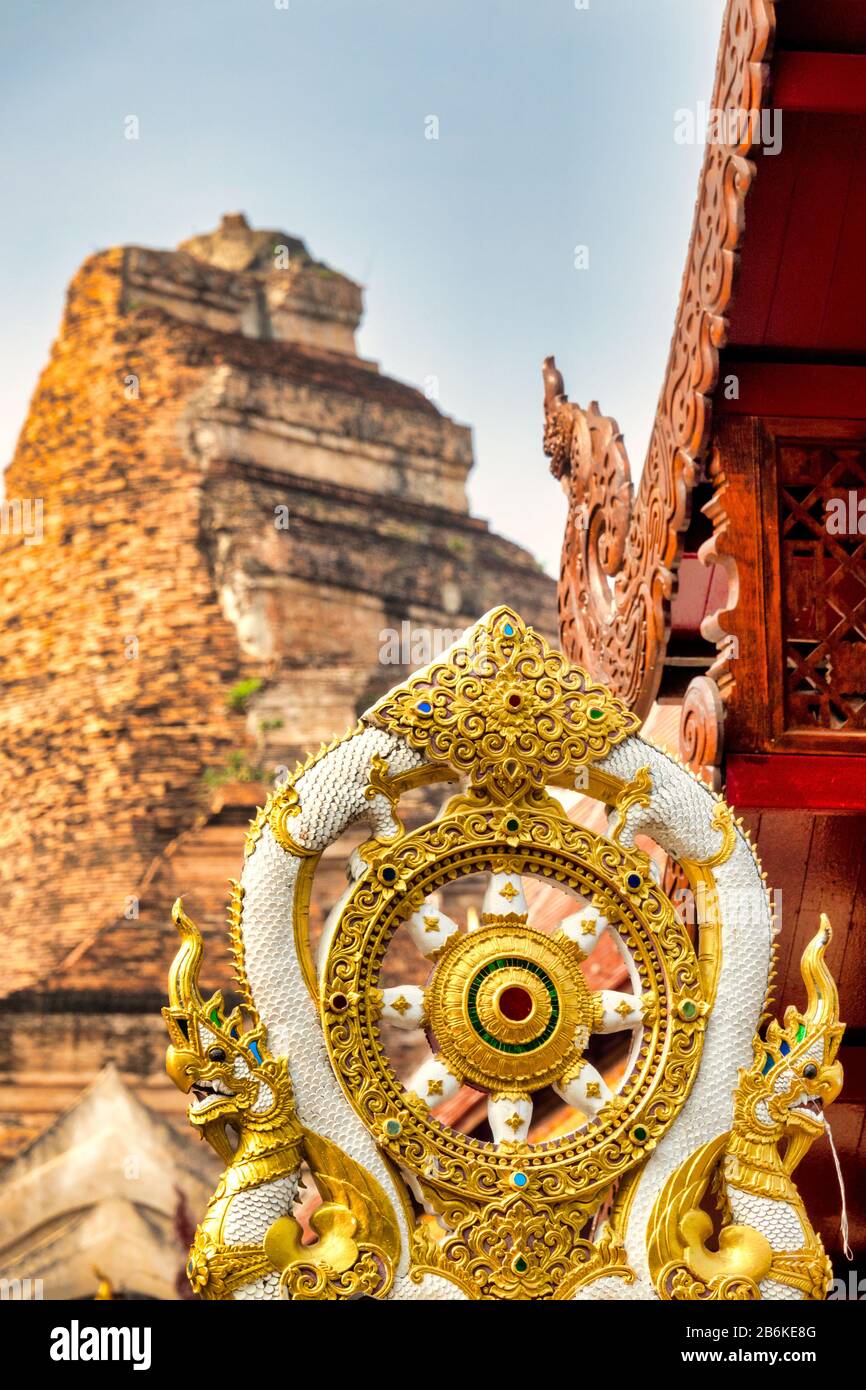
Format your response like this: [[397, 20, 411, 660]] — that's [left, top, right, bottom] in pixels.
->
[[406, 1054, 462, 1109], [380, 985, 426, 1031], [488, 1092, 533, 1144], [482, 871, 527, 918], [405, 902, 460, 958], [558, 904, 610, 958], [554, 1061, 612, 1118], [595, 990, 643, 1033]]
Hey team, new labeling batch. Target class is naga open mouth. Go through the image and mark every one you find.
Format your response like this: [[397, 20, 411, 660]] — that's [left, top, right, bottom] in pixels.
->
[[190, 1077, 235, 1110], [791, 1095, 824, 1122]]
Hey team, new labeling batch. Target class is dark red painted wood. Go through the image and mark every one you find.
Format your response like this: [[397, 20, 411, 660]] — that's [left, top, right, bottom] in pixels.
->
[[727, 753, 866, 810], [818, 119, 866, 349], [839, 837, 866, 1027], [727, 118, 801, 346], [796, 1100, 865, 1266], [728, 112, 866, 352], [790, 816, 861, 1001], [778, 0, 866, 54], [716, 363, 866, 419], [765, 116, 860, 346], [774, 52, 866, 113], [747, 810, 815, 990]]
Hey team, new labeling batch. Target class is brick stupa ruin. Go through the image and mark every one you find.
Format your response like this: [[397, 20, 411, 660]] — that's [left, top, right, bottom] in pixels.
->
[[0, 213, 556, 1158]]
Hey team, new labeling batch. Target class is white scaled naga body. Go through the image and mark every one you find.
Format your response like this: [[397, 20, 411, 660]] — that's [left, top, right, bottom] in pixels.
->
[[164, 608, 844, 1300]]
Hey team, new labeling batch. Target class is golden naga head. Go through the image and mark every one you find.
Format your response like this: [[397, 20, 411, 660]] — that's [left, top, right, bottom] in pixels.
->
[[162, 899, 294, 1161], [738, 916, 844, 1157]]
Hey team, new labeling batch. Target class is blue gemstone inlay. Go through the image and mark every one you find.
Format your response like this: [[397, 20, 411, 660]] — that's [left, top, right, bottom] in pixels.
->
[[627, 873, 641, 890], [417, 700, 432, 714], [249, 1040, 262, 1064], [503, 623, 515, 636], [511, 1171, 528, 1188]]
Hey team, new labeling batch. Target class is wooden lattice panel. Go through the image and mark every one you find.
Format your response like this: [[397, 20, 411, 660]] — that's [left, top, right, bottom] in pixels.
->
[[778, 438, 866, 733]]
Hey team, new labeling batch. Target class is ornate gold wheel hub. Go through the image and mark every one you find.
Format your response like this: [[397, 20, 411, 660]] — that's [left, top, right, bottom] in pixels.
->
[[426, 919, 592, 1092]]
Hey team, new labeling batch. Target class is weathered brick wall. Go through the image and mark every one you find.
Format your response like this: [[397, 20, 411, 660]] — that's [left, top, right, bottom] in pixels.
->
[[0, 251, 246, 995], [0, 220, 557, 1158]]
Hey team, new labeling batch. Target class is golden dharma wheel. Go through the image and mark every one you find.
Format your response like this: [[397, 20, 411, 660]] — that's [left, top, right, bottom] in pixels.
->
[[322, 800, 704, 1213], [166, 606, 838, 1304]]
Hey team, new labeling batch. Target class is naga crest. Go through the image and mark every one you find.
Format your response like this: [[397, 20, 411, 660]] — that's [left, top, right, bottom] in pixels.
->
[[164, 607, 845, 1300]]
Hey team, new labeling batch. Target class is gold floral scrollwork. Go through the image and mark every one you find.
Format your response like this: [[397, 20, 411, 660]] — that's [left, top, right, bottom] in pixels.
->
[[674, 799, 738, 1008], [699, 801, 737, 870], [411, 1195, 635, 1301], [366, 606, 640, 803], [556, 1224, 637, 1299], [278, 1251, 388, 1301], [364, 753, 400, 817], [659, 1265, 762, 1301]]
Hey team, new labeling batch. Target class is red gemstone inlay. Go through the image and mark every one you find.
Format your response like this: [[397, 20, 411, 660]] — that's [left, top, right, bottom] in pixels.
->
[[498, 986, 533, 1022], [508, 694, 521, 708]]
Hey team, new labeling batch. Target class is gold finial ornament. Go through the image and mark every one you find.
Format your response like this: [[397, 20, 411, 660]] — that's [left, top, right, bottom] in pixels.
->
[[164, 607, 843, 1299], [365, 606, 640, 803]]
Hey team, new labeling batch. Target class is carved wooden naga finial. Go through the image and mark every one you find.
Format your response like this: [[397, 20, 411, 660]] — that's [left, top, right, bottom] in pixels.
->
[[542, 0, 775, 732], [542, 354, 665, 719], [542, 355, 574, 482]]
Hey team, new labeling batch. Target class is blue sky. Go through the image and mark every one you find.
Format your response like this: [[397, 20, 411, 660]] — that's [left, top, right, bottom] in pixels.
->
[[0, 0, 724, 573]]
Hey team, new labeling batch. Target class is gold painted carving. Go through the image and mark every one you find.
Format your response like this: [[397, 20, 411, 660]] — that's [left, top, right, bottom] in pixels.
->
[[263, 1127, 402, 1303], [610, 764, 652, 843], [426, 922, 592, 1090], [410, 1190, 634, 1301], [323, 809, 704, 1211], [367, 606, 639, 803], [168, 602, 837, 1300]]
